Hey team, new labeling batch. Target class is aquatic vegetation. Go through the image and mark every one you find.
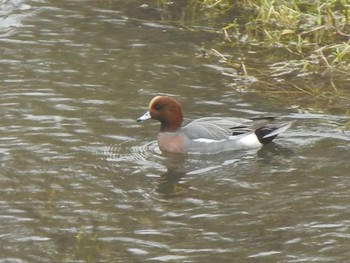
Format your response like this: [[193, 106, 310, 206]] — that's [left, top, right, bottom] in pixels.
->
[[104, 0, 349, 113], [155, 0, 350, 113]]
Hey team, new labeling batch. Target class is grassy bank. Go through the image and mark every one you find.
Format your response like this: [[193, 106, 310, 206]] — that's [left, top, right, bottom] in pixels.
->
[[156, 0, 350, 113], [202, 0, 350, 69], [105, 0, 349, 113]]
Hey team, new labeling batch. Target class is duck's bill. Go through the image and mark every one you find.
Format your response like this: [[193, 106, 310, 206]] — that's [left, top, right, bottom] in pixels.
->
[[137, 111, 151, 122]]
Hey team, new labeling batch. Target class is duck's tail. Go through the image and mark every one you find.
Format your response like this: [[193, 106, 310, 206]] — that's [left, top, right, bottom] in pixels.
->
[[255, 121, 294, 144]]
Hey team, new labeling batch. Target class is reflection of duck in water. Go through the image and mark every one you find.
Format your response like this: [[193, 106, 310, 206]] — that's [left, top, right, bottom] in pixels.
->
[[156, 154, 190, 197], [138, 96, 293, 154], [157, 169, 190, 197]]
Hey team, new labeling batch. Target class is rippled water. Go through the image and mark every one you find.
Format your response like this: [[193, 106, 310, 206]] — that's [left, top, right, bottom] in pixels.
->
[[0, 0, 349, 262]]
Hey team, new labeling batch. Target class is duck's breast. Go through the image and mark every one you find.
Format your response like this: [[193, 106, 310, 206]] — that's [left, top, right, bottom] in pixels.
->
[[157, 132, 185, 153]]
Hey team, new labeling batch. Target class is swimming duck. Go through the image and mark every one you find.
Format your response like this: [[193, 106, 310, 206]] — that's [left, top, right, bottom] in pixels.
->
[[137, 96, 293, 154]]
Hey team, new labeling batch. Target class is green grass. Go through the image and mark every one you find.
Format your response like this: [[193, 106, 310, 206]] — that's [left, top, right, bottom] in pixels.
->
[[154, 0, 350, 114], [103, 0, 349, 115]]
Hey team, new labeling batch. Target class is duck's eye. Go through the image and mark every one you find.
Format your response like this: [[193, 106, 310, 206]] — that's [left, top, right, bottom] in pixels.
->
[[154, 104, 162, 110]]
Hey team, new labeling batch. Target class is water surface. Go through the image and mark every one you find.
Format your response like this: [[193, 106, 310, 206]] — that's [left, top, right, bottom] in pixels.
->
[[0, 0, 349, 262]]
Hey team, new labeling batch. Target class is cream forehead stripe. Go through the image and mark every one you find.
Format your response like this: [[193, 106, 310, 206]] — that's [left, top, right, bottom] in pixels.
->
[[149, 96, 162, 109]]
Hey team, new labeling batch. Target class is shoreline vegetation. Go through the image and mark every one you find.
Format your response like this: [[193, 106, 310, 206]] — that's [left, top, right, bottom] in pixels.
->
[[106, 0, 350, 116], [201, 0, 350, 114], [164, 0, 350, 116]]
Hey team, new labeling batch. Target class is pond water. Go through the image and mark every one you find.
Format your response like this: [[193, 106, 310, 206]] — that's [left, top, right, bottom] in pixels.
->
[[0, 0, 349, 262]]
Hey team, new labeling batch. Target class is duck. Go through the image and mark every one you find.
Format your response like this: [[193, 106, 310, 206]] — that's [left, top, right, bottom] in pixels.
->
[[137, 96, 293, 154]]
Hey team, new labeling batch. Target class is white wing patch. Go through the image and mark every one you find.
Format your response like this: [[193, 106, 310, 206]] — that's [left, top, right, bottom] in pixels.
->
[[193, 133, 261, 148], [192, 138, 226, 143], [230, 133, 261, 148]]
